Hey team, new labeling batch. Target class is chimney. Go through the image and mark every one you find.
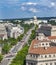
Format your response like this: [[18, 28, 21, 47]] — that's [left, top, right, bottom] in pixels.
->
[[44, 47, 47, 50]]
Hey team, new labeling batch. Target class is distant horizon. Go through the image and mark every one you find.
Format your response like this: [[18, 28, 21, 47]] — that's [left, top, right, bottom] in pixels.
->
[[0, 16, 56, 20]]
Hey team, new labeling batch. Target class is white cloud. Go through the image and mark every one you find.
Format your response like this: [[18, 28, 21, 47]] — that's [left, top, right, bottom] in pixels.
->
[[51, 2, 55, 6], [29, 8, 39, 13], [21, 6, 26, 11], [22, 2, 37, 6]]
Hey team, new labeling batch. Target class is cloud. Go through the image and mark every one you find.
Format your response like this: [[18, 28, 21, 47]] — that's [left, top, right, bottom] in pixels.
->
[[51, 2, 55, 6], [0, 0, 56, 19], [22, 2, 37, 6], [29, 8, 39, 13], [21, 6, 26, 11]]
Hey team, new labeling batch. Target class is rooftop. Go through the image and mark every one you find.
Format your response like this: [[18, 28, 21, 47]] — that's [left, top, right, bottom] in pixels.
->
[[28, 39, 56, 55], [48, 36, 56, 39]]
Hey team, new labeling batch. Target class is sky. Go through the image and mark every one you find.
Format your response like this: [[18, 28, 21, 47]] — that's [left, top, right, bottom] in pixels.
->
[[0, 0, 56, 19]]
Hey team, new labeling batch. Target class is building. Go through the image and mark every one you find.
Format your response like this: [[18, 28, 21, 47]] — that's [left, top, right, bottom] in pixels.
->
[[24, 16, 47, 25], [33, 16, 48, 25], [36, 33, 46, 40], [37, 24, 51, 36], [0, 24, 7, 40], [37, 24, 56, 36], [0, 23, 24, 39], [0, 20, 3, 22], [49, 19, 56, 22], [51, 26, 56, 36], [48, 36, 56, 43], [26, 38, 56, 65], [24, 19, 33, 24], [7, 24, 24, 39]]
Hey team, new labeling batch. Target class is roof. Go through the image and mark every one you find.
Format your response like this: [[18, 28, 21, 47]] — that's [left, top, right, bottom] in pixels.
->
[[28, 39, 56, 55], [48, 36, 56, 39]]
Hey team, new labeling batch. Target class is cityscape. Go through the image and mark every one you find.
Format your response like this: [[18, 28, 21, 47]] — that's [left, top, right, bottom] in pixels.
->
[[0, 0, 56, 65]]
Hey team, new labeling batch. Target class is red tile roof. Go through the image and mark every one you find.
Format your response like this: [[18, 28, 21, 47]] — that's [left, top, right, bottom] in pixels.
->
[[28, 39, 56, 54], [48, 36, 56, 39]]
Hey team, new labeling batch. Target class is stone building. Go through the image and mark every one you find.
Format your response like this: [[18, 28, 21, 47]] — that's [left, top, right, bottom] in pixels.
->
[[0, 24, 7, 40], [37, 24, 56, 36], [26, 38, 56, 65], [7, 24, 24, 39]]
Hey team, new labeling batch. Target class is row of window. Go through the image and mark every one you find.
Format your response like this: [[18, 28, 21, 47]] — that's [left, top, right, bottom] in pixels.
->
[[30, 54, 56, 58], [41, 62, 56, 65], [40, 54, 56, 58], [34, 43, 49, 48], [30, 54, 38, 58], [28, 62, 56, 65]]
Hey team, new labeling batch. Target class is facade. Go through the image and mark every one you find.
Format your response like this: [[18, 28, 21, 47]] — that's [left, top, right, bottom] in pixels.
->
[[37, 24, 56, 36], [37, 33, 45, 40], [26, 37, 56, 65], [51, 26, 56, 36], [49, 19, 56, 22], [7, 24, 24, 39], [24, 16, 47, 25], [24, 19, 33, 24], [0, 23, 24, 39], [48, 36, 56, 43], [0, 24, 7, 40], [37, 24, 51, 36], [33, 16, 47, 25]]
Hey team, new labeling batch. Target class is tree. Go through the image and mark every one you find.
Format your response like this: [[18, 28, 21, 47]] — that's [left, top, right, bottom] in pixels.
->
[[17, 34, 24, 41], [0, 54, 3, 63], [2, 43, 10, 54]]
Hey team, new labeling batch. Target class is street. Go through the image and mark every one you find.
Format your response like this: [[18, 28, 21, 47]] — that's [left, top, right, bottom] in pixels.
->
[[0, 27, 34, 65]]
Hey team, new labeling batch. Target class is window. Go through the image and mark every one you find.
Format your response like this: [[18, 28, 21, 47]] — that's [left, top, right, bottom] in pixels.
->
[[35, 55, 38, 58], [42, 43, 44, 45], [54, 62, 56, 65], [30, 55, 32, 57], [53, 54, 55, 57], [46, 63, 48, 65], [46, 43, 48, 45], [33, 55, 35, 58], [41, 55, 43, 58], [50, 63, 52, 65], [49, 55, 51, 57], [45, 55, 47, 58], [30, 63, 36, 65]]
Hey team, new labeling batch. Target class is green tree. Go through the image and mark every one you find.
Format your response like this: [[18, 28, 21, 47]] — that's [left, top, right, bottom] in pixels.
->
[[0, 54, 3, 63], [17, 34, 24, 41], [2, 43, 10, 54]]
